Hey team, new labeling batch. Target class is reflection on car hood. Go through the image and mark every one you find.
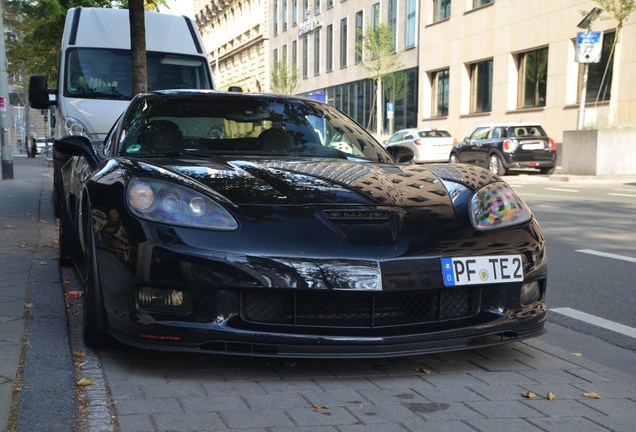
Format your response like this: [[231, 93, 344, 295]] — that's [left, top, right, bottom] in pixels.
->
[[150, 158, 496, 207]]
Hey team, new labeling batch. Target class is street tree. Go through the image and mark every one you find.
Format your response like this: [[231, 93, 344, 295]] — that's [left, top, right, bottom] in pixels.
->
[[590, 0, 636, 126], [356, 22, 402, 138], [270, 60, 299, 95], [4, 0, 166, 94]]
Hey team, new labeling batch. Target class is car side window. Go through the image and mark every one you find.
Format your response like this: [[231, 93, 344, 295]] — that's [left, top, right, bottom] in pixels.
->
[[471, 127, 490, 140], [404, 133, 413, 140], [490, 127, 502, 139]]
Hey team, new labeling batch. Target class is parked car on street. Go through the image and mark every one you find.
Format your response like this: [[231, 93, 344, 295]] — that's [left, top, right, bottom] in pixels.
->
[[450, 123, 557, 175], [53, 90, 547, 358], [384, 127, 456, 163]]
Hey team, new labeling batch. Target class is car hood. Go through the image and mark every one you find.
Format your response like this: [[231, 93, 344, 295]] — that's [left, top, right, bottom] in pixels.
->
[[149, 157, 485, 207]]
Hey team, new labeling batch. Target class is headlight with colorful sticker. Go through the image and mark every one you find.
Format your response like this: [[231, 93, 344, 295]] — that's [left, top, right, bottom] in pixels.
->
[[126, 178, 238, 230], [469, 182, 532, 231]]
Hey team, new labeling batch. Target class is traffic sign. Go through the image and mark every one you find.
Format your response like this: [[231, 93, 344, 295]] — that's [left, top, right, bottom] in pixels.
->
[[576, 32, 603, 63]]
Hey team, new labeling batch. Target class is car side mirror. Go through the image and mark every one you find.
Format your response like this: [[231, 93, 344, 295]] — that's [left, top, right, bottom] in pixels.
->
[[387, 146, 414, 164], [54, 136, 100, 169]]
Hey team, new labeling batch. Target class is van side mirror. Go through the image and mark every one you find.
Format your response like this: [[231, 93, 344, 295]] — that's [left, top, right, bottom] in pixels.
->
[[29, 75, 55, 109]]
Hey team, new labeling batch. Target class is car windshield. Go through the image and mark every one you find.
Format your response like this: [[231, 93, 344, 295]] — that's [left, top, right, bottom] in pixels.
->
[[117, 94, 391, 163], [66, 48, 212, 99]]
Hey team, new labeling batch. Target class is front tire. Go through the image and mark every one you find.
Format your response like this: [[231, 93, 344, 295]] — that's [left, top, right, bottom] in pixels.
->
[[83, 221, 109, 348], [488, 154, 506, 176], [540, 166, 556, 175], [449, 153, 459, 164]]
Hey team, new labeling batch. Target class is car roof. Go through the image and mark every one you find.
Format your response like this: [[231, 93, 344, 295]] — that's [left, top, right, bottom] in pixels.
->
[[475, 122, 543, 128], [393, 127, 449, 134]]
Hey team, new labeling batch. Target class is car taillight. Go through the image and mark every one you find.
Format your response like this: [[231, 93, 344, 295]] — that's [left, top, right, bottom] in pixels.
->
[[503, 139, 515, 152], [548, 138, 556, 151], [414, 140, 422, 146]]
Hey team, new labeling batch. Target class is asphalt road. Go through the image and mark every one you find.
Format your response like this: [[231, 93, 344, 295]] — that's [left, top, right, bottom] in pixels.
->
[[503, 173, 636, 354]]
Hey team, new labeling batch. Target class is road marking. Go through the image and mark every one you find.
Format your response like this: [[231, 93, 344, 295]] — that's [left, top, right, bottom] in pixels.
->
[[550, 307, 636, 340], [544, 187, 579, 193], [576, 249, 636, 264], [608, 193, 636, 198]]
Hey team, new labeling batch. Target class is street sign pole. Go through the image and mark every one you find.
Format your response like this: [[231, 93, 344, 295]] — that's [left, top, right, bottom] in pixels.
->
[[0, 0, 14, 179]]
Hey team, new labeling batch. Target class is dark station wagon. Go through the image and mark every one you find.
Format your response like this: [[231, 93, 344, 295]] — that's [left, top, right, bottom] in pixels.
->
[[450, 123, 557, 176]]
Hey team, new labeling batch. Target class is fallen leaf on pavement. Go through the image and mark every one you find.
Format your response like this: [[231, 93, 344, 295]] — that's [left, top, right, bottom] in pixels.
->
[[546, 391, 556, 400], [521, 391, 538, 399], [572, 352, 583, 357], [313, 404, 327, 413], [76, 378, 93, 386], [73, 351, 86, 358], [416, 367, 433, 375], [583, 392, 602, 399]]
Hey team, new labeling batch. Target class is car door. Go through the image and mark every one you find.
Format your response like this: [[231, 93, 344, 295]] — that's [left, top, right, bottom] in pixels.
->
[[459, 126, 490, 164]]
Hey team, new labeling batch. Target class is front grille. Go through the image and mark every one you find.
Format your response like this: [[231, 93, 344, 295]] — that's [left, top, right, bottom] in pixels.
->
[[241, 288, 479, 328]]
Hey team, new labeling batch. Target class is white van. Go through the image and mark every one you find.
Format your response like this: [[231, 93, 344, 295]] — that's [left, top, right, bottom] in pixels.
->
[[29, 7, 215, 140]]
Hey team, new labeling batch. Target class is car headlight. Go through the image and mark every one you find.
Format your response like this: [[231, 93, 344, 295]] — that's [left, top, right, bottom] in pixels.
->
[[469, 182, 531, 230], [63, 116, 91, 138], [126, 178, 238, 230]]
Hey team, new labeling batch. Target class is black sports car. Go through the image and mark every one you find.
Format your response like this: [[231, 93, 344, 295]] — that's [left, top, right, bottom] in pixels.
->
[[54, 90, 547, 358]]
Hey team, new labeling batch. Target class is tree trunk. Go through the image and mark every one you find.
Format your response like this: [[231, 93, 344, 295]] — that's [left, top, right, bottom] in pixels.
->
[[129, 0, 147, 95], [375, 77, 383, 138], [607, 25, 622, 126]]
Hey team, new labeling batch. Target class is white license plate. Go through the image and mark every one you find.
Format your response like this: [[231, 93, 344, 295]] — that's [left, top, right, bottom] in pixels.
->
[[521, 143, 544, 150], [441, 255, 523, 286]]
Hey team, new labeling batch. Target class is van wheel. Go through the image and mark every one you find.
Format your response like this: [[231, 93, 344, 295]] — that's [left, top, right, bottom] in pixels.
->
[[488, 154, 506, 176]]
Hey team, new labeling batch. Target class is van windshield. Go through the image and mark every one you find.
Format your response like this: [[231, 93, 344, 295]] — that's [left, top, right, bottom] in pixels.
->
[[65, 48, 213, 99]]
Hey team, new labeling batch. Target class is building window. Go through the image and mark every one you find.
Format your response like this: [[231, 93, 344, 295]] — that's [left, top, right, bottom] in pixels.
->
[[340, 17, 348, 68], [314, 0, 321, 15], [292, 0, 298, 27], [327, 24, 334, 72], [328, 0, 334, 8], [283, 0, 288, 31], [405, 0, 416, 48], [292, 40, 298, 70], [433, 0, 451, 22], [432, 68, 449, 116], [470, 59, 492, 113], [302, 0, 308, 21], [580, 31, 614, 103], [282, 44, 288, 62], [389, 0, 397, 51], [314, 30, 321, 75], [472, 0, 493, 9], [518, 47, 548, 108], [273, 48, 278, 65], [302, 35, 308, 79], [372, 3, 380, 30], [274, 0, 279, 35], [355, 11, 364, 64]]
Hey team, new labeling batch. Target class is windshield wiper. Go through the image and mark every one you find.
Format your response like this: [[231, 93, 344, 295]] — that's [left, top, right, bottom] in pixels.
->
[[73, 89, 130, 100]]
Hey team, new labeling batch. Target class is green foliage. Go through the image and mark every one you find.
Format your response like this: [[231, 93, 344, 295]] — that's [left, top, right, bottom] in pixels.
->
[[591, 0, 636, 27], [4, 0, 168, 88], [356, 22, 402, 82], [270, 61, 299, 95]]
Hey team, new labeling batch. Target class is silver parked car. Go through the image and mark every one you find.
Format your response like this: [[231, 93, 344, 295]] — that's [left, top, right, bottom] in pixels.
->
[[384, 128, 456, 163]]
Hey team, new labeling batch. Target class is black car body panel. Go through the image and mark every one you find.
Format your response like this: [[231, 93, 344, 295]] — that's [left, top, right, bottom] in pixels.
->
[[55, 91, 548, 358], [451, 123, 557, 175]]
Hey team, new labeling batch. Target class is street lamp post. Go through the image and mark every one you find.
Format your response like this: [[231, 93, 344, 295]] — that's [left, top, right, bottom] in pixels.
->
[[1, 0, 14, 179]]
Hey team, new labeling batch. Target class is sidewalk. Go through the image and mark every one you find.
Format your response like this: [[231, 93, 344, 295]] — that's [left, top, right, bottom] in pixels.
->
[[1, 156, 636, 432], [0, 156, 77, 431]]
